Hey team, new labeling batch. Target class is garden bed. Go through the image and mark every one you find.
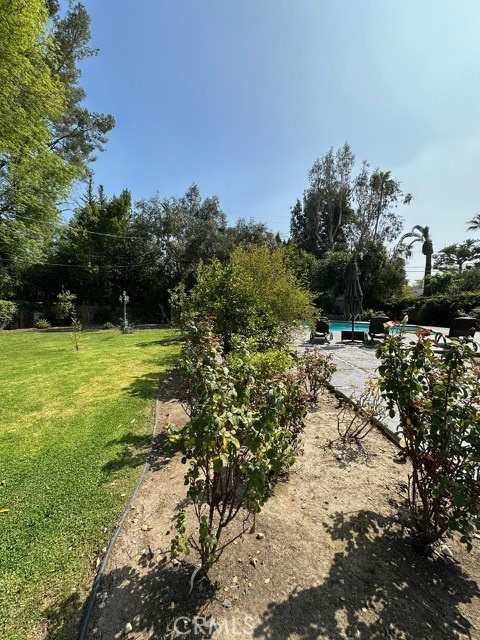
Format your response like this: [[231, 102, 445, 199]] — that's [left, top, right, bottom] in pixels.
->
[[88, 381, 480, 640]]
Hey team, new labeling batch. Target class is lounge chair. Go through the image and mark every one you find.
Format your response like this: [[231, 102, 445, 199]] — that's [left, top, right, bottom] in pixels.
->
[[367, 316, 390, 343], [434, 317, 479, 351], [310, 317, 333, 344]]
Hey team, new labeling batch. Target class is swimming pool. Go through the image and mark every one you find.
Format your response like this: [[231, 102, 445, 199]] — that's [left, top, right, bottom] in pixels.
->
[[321, 322, 427, 333], [329, 321, 369, 332]]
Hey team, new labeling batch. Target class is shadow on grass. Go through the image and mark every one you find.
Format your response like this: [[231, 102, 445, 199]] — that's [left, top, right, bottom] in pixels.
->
[[134, 335, 184, 349], [125, 353, 180, 401], [104, 372, 187, 475], [102, 431, 176, 474], [254, 510, 479, 640], [42, 591, 83, 640]]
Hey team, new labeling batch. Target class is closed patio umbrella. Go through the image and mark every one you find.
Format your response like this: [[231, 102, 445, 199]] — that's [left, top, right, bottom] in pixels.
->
[[345, 260, 363, 341]]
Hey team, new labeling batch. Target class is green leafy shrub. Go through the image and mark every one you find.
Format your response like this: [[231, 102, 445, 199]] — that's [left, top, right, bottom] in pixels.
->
[[52, 289, 77, 322], [102, 322, 117, 330], [166, 321, 308, 574], [298, 348, 337, 402], [172, 246, 315, 350], [0, 300, 17, 329], [376, 331, 480, 551], [34, 318, 51, 329], [383, 292, 480, 327]]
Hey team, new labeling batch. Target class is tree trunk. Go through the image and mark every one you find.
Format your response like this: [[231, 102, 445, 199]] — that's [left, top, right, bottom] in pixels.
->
[[423, 251, 432, 296]]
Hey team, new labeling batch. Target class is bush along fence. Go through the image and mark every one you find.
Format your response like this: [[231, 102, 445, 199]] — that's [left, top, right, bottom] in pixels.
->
[[383, 291, 480, 327]]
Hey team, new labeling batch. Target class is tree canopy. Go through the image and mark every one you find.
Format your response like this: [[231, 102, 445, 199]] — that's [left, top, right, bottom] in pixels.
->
[[434, 240, 480, 274], [290, 144, 411, 258], [0, 0, 114, 297]]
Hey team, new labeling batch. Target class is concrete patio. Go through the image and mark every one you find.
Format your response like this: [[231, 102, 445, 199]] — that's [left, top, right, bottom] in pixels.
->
[[295, 326, 479, 439]]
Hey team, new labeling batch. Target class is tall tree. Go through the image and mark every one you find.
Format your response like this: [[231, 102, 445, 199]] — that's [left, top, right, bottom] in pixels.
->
[[433, 240, 480, 273], [399, 225, 434, 295], [290, 145, 410, 257], [306, 143, 355, 253], [54, 185, 132, 304], [133, 184, 228, 290], [0, 0, 114, 297], [352, 163, 411, 252], [47, 1, 114, 174], [467, 214, 480, 232]]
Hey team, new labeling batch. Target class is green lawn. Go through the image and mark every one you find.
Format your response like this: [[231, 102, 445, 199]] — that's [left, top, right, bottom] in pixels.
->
[[0, 328, 181, 640]]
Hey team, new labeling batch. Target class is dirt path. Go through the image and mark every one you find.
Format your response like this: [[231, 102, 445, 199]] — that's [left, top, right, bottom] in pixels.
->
[[88, 381, 480, 640]]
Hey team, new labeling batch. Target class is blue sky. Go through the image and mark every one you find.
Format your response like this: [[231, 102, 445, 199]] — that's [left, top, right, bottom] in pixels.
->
[[77, 0, 480, 281]]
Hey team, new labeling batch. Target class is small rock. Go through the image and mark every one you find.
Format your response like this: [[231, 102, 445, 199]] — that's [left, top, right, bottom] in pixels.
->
[[141, 524, 152, 532], [250, 558, 258, 568], [222, 598, 232, 609], [98, 602, 106, 609], [474, 533, 480, 540], [232, 576, 238, 584], [301, 503, 306, 509], [441, 544, 453, 558], [256, 533, 265, 540], [142, 547, 153, 560], [123, 621, 133, 635], [131, 539, 137, 545], [264, 578, 270, 584]]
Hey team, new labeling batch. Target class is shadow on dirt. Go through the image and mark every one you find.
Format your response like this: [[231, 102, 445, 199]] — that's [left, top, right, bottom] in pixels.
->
[[254, 510, 479, 640], [89, 560, 217, 638]]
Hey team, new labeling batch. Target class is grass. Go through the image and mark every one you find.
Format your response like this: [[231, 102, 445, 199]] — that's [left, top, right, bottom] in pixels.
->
[[0, 328, 181, 640]]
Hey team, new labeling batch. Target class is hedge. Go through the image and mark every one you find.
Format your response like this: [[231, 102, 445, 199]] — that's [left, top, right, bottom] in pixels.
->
[[382, 292, 480, 327]]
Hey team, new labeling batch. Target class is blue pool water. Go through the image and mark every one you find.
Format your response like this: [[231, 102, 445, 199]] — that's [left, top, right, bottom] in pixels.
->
[[329, 321, 369, 332], [326, 322, 425, 333]]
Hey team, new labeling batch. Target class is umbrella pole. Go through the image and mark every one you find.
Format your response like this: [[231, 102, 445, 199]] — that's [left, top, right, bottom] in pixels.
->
[[351, 312, 354, 343]]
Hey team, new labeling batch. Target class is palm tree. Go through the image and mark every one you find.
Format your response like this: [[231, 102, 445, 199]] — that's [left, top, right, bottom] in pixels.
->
[[467, 214, 480, 232], [399, 225, 433, 295]]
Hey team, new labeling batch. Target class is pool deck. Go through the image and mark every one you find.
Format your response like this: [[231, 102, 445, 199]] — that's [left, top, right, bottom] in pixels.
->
[[294, 326, 479, 439]]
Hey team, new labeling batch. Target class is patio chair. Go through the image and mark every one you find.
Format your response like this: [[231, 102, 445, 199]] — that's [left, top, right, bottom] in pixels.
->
[[434, 317, 479, 351], [310, 317, 333, 344], [367, 316, 390, 343]]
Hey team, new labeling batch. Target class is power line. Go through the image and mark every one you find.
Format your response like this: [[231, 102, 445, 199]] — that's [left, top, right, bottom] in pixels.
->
[[0, 257, 150, 269], [3, 213, 146, 241]]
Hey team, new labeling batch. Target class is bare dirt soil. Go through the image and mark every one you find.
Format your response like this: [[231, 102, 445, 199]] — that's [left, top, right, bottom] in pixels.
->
[[88, 380, 480, 640]]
